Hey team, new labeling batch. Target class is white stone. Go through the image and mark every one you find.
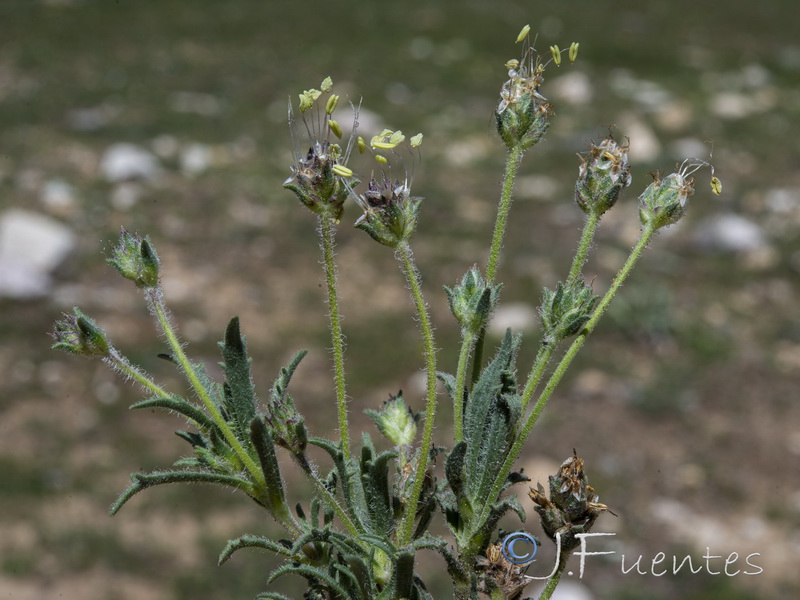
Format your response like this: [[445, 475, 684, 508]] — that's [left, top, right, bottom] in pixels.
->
[[40, 179, 77, 211], [489, 303, 538, 337], [0, 209, 76, 298], [692, 214, 768, 252], [100, 143, 160, 182], [180, 143, 213, 176], [549, 71, 593, 106], [617, 116, 661, 163]]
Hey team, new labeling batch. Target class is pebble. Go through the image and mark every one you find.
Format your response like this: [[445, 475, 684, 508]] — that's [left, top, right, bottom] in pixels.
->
[[0, 209, 76, 298], [548, 71, 593, 106], [489, 303, 538, 337], [692, 214, 768, 252], [100, 143, 160, 182]]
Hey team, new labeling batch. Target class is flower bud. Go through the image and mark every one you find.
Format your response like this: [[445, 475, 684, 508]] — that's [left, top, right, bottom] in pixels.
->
[[51, 308, 111, 357], [364, 392, 420, 447], [106, 229, 160, 288], [353, 176, 422, 248], [528, 451, 610, 551], [443, 266, 502, 334], [575, 137, 631, 217], [264, 397, 307, 457], [539, 279, 599, 344]]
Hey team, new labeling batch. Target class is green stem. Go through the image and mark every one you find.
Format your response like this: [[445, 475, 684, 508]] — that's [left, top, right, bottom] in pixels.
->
[[472, 145, 524, 384], [566, 211, 601, 285], [106, 349, 170, 397], [319, 213, 350, 460], [452, 330, 475, 444], [519, 343, 555, 412], [397, 242, 437, 547], [486, 146, 524, 283], [477, 223, 658, 526], [147, 289, 267, 492], [298, 456, 361, 537], [536, 550, 570, 600]]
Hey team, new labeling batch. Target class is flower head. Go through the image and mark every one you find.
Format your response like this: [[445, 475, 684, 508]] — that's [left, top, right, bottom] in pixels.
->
[[106, 228, 160, 289], [575, 136, 632, 216], [365, 391, 420, 447], [352, 130, 424, 248], [496, 26, 554, 150], [51, 307, 111, 357], [284, 77, 359, 222], [638, 159, 715, 230], [528, 450, 611, 551]]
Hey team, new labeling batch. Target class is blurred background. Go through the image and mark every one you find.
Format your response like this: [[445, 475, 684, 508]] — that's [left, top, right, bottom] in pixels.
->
[[1, 0, 799, 598]]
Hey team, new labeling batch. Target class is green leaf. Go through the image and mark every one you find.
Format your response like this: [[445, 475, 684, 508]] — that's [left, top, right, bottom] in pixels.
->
[[270, 349, 308, 405], [267, 563, 352, 600], [250, 417, 289, 520], [393, 550, 415, 600], [218, 317, 257, 443], [412, 534, 469, 583], [110, 470, 253, 516], [218, 534, 297, 565], [129, 395, 216, 431]]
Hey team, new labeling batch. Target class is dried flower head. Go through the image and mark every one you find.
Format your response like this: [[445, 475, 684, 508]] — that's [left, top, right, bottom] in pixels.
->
[[528, 450, 611, 552], [575, 136, 632, 216], [284, 76, 359, 222]]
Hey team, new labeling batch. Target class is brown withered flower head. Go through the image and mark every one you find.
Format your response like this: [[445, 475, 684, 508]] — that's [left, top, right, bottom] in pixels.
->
[[528, 450, 611, 552]]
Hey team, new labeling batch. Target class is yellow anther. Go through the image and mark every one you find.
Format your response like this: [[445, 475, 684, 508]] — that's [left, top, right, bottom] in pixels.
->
[[357, 137, 367, 154], [375, 155, 388, 165], [410, 133, 423, 147], [550, 45, 562, 66], [710, 176, 722, 195], [320, 76, 333, 93], [326, 94, 340, 115], [516, 24, 531, 43], [569, 42, 580, 63], [328, 119, 343, 139], [332, 164, 353, 178]]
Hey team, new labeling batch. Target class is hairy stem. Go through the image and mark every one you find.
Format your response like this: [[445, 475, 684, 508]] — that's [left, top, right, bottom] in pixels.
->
[[566, 211, 601, 285], [452, 329, 475, 444], [472, 145, 524, 383], [147, 289, 267, 492], [297, 456, 361, 537], [106, 348, 170, 398], [478, 223, 658, 526], [319, 213, 351, 460], [519, 343, 555, 412], [396, 242, 437, 547], [536, 550, 571, 600]]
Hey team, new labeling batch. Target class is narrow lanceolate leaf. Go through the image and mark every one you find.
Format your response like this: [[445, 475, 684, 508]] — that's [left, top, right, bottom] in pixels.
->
[[255, 593, 296, 600], [250, 417, 288, 518], [219, 317, 257, 442], [218, 533, 297, 565], [393, 551, 415, 600], [129, 395, 217, 431], [271, 349, 308, 404], [110, 470, 253, 516], [267, 564, 352, 600]]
